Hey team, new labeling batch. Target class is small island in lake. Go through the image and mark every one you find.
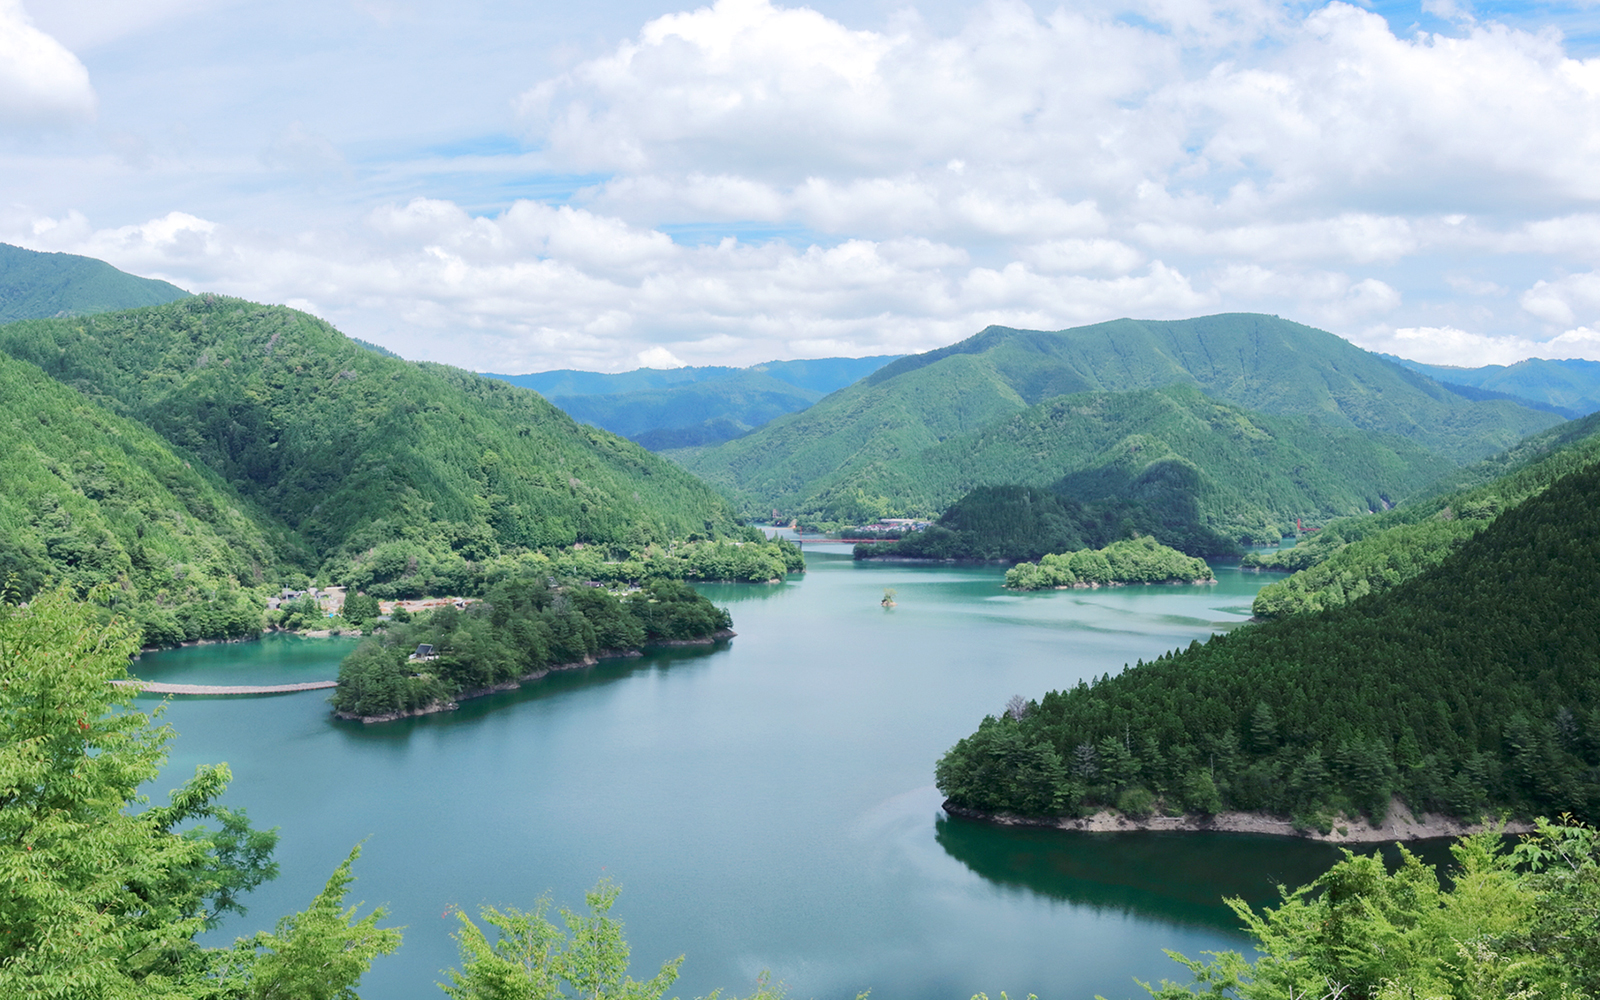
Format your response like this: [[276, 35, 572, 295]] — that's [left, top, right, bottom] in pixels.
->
[[332, 577, 734, 723], [1003, 536, 1214, 590]]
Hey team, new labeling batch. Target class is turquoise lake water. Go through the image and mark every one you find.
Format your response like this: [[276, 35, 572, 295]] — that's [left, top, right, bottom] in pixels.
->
[[135, 547, 1436, 999]]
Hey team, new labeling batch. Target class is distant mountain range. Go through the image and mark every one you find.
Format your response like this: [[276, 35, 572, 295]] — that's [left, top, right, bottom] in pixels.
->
[[1382, 354, 1600, 418], [485, 355, 900, 449], [0, 242, 189, 322], [671, 314, 1565, 535]]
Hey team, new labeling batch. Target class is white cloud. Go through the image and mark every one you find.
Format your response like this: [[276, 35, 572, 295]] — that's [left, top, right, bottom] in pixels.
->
[[637, 346, 686, 368], [1521, 272, 1600, 327], [0, 0, 95, 125], [11, 0, 1600, 374], [1352, 324, 1600, 365]]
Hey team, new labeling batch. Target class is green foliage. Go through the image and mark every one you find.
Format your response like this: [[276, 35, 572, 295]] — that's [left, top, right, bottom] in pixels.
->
[[0, 295, 741, 585], [1147, 819, 1600, 1000], [331, 577, 733, 718], [0, 585, 396, 998], [441, 880, 682, 1000], [0, 350, 297, 644], [819, 385, 1454, 544], [679, 314, 1560, 521], [211, 847, 401, 1000], [1004, 537, 1214, 589], [0, 242, 188, 323], [868, 485, 1237, 562], [937, 460, 1600, 823], [336, 533, 802, 600], [1248, 409, 1600, 618], [339, 592, 381, 627]]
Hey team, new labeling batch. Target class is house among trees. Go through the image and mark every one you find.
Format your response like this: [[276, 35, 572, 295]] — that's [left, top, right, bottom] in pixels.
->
[[408, 643, 436, 662]]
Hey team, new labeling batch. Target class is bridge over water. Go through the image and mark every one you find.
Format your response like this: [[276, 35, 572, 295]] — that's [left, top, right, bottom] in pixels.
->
[[114, 679, 338, 696]]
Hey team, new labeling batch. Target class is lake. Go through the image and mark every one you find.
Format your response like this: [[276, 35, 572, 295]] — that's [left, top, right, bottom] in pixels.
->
[[136, 546, 1429, 1000]]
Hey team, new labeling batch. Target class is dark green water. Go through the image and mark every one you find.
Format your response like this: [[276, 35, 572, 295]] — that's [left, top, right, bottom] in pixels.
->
[[137, 548, 1433, 1000]]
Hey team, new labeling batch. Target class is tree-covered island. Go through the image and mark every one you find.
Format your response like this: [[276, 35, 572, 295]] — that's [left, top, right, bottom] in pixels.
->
[[332, 577, 734, 722], [1004, 536, 1214, 590]]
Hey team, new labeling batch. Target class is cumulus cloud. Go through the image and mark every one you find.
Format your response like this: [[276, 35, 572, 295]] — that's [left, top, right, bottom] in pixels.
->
[[1349, 324, 1600, 366], [0, 0, 95, 125], [13, 0, 1600, 370], [1521, 272, 1600, 327]]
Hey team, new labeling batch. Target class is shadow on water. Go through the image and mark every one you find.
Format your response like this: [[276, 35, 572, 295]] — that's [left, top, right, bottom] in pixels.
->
[[934, 812, 1462, 935], [328, 639, 735, 741]]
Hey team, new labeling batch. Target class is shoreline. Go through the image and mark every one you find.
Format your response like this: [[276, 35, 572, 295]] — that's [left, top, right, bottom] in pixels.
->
[[1007, 576, 1216, 591], [334, 628, 737, 724], [941, 798, 1534, 843]]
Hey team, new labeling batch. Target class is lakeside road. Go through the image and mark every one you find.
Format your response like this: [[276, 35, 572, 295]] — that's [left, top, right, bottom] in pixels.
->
[[113, 679, 338, 696]]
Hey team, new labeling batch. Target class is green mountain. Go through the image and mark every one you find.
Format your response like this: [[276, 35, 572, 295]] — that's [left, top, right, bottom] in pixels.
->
[[1247, 408, 1600, 617], [0, 350, 304, 643], [674, 314, 1563, 520], [0, 243, 189, 323], [864, 485, 1237, 561], [0, 296, 742, 594], [755, 383, 1458, 542], [1385, 354, 1600, 416], [937, 456, 1600, 825], [487, 355, 900, 450]]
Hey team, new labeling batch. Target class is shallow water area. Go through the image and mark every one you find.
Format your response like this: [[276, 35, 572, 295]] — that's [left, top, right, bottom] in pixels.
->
[[143, 546, 1445, 1000]]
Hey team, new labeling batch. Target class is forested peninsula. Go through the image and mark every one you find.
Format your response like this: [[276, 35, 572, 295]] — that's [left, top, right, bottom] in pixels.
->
[[332, 578, 733, 722], [937, 458, 1600, 834]]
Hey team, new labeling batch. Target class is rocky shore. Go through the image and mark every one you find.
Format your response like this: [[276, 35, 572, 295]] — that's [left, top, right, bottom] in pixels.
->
[[942, 798, 1532, 843]]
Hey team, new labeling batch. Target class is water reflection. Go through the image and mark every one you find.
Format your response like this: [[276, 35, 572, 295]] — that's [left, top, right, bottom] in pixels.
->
[[935, 812, 1461, 934]]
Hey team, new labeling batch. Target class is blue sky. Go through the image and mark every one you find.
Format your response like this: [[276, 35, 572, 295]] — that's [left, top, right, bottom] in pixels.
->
[[5, 0, 1600, 372]]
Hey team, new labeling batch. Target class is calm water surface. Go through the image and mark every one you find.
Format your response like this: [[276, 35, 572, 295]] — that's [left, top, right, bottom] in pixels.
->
[[138, 548, 1425, 1000]]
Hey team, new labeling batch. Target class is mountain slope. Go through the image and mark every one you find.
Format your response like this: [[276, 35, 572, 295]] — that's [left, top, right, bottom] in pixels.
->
[[0, 350, 304, 642], [0, 243, 189, 323], [487, 355, 900, 450], [675, 314, 1555, 519], [821, 384, 1454, 541], [1385, 354, 1600, 416], [1246, 408, 1600, 616], [0, 296, 741, 581], [938, 455, 1600, 824]]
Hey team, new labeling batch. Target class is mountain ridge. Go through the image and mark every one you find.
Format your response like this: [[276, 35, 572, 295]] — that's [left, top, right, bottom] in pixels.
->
[[0, 242, 189, 323], [674, 313, 1563, 521]]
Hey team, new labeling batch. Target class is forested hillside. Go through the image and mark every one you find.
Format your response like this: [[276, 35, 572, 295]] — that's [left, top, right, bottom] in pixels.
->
[[861, 485, 1237, 561], [1248, 409, 1600, 616], [0, 351, 302, 644], [937, 459, 1600, 827], [0, 295, 745, 599], [806, 383, 1454, 538], [675, 314, 1560, 521], [0, 242, 189, 322]]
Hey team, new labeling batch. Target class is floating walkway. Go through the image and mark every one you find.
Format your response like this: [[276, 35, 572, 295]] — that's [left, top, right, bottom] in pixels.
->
[[114, 679, 338, 696]]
